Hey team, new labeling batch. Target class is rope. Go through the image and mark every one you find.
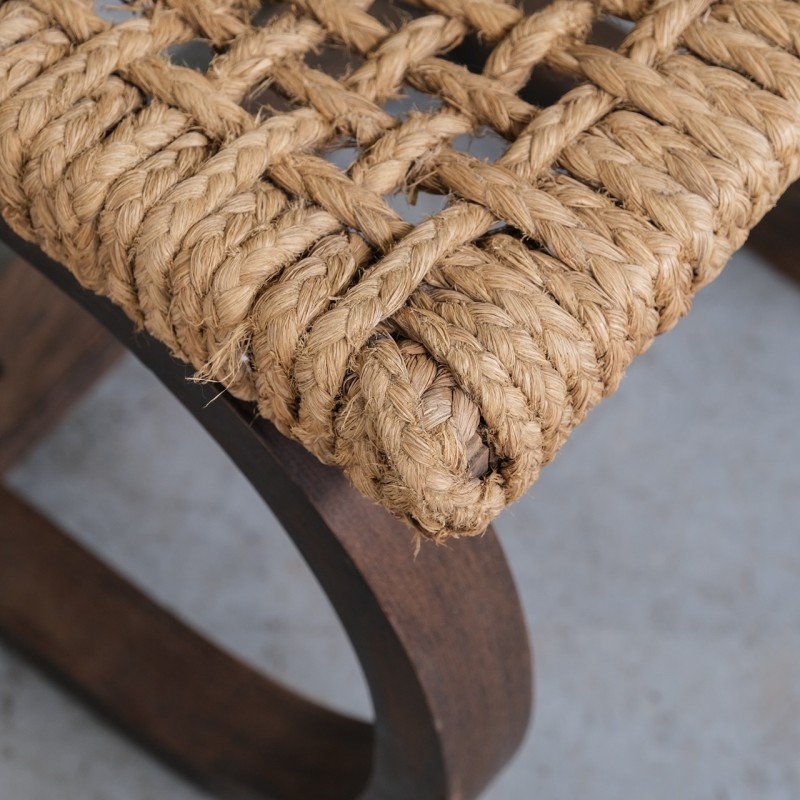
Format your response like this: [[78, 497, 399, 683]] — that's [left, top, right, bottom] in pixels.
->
[[1, 0, 799, 539]]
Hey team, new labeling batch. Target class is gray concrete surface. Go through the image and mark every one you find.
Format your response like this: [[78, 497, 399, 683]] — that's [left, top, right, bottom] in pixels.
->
[[2, 247, 800, 799]]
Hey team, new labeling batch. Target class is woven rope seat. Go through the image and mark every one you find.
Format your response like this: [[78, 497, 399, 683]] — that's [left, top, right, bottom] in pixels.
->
[[2, 0, 799, 539]]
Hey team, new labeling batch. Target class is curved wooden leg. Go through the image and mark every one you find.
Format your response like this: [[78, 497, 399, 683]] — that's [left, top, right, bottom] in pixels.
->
[[0, 486, 372, 800], [0, 221, 533, 800]]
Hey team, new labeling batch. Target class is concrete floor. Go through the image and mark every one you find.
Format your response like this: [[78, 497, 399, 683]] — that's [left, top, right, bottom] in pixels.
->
[[2, 247, 800, 799]]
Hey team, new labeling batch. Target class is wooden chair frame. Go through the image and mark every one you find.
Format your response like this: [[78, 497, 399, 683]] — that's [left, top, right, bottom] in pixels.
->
[[0, 219, 533, 800]]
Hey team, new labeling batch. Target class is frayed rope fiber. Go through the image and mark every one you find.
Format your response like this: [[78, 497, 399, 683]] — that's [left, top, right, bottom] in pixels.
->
[[1, 0, 799, 539]]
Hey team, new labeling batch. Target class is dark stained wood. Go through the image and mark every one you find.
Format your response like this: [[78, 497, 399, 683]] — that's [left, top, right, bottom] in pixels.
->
[[0, 218, 533, 800], [0, 257, 121, 473], [0, 486, 372, 800], [749, 179, 800, 285]]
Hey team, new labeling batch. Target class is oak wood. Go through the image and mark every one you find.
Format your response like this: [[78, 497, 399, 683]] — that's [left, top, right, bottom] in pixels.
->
[[0, 257, 120, 473], [0, 219, 533, 800]]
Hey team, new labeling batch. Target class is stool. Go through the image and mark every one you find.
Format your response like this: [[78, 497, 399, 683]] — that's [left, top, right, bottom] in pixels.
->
[[1, 0, 799, 797]]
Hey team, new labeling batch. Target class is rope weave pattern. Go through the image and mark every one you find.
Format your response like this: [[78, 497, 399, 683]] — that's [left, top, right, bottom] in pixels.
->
[[1, 0, 799, 538]]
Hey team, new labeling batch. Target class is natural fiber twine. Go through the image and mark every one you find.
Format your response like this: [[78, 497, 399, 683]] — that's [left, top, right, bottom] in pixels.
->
[[1, 0, 799, 539]]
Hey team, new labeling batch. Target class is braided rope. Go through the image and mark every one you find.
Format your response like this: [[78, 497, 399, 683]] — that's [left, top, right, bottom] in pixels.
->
[[1, 0, 799, 539]]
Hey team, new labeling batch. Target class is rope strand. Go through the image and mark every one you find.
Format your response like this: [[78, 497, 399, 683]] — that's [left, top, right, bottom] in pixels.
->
[[1, 0, 799, 539]]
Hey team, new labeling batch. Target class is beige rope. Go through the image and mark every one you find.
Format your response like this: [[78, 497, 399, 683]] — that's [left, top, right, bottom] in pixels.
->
[[1, 0, 799, 539]]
